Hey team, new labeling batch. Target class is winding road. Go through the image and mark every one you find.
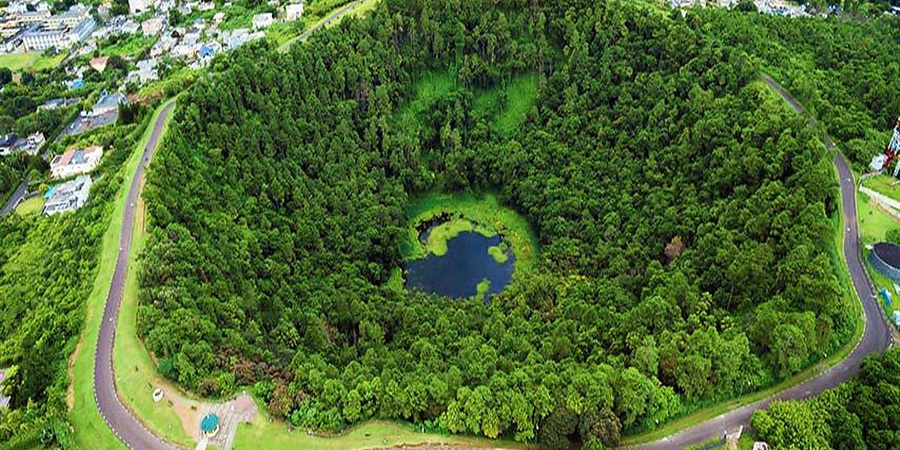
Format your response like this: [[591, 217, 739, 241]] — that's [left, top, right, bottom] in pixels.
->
[[630, 77, 894, 449], [93, 100, 178, 450], [277, 0, 366, 52], [89, 47, 891, 450], [92, 2, 370, 448], [0, 178, 28, 218]]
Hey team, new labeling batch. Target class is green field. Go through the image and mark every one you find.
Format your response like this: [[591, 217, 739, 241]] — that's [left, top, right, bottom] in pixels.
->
[[396, 71, 458, 130], [856, 190, 897, 243], [402, 192, 539, 274], [397, 70, 538, 138], [69, 100, 176, 450], [14, 196, 44, 217], [100, 35, 157, 58], [856, 189, 900, 317], [0, 52, 67, 72], [231, 415, 533, 450], [472, 73, 539, 136], [861, 174, 900, 203]]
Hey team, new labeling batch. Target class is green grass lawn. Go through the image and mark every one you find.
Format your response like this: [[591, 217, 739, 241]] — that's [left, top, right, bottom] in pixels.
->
[[857, 188, 899, 243], [110, 100, 197, 448], [396, 71, 458, 131], [137, 67, 199, 100], [100, 35, 157, 58], [856, 189, 900, 317], [69, 100, 176, 450], [14, 196, 44, 217], [231, 415, 534, 450], [861, 174, 900, 203], [472, 73, 539, 136], [0, 52, 67, 72]]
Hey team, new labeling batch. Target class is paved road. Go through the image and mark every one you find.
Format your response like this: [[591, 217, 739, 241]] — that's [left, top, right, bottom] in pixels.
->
[[630, 76, 893, 449], [0, 178, 28, 217], [92, 4, 367, 447], [93, 101, 179, 450], [278, 0, 364, 52]]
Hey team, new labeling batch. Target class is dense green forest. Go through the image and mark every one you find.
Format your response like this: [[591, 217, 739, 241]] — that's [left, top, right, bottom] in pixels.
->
[[137, 0, 854, 446], [695, 7, 900, 167], [751, 348, 900, 450], [0, 112, 149, 448]]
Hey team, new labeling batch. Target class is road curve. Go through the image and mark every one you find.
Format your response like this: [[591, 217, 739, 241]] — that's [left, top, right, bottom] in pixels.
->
[[278, 0, 364, 52], [93, 4, 367, 447], [93, 101, 179, 450], [0, 178, 28, 217], [630, 76, 893, 449]]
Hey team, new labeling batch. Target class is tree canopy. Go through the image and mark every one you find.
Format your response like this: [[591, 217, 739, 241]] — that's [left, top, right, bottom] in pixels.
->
[[136, 0, 855, 445]]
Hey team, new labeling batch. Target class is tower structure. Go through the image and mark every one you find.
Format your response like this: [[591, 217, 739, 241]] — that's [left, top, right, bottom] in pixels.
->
[[890, 117, 900, 177]]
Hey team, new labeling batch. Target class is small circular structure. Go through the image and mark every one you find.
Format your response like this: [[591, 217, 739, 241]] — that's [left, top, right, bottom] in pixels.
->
[[869, 242, 900, 281], [201, 413, 220, 438], [152, 388, 164, 403]]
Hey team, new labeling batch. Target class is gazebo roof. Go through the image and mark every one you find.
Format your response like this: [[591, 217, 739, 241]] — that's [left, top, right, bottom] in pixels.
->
[[201, 414, 219, 433]]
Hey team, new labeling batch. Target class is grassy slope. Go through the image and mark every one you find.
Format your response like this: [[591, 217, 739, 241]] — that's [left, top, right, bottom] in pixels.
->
[[856, 190, 900, 317], [0, 52, 67, 72], [111, 105, 197, 448], [69, 100, 175, 450], [623, 81, 866, 446], [14, 196, 44, 217], [472, 73, 539, 137], [100, 35, 157, 58], [861, 174, 900, 203]]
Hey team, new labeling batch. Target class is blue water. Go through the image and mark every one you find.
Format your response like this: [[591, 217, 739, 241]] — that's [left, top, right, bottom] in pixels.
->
[[405, 231, 515, 300]]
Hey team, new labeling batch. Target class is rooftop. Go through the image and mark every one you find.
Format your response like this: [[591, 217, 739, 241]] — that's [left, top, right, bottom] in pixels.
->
[[873, 242, 900, 268], [201, 414, 219, 433]]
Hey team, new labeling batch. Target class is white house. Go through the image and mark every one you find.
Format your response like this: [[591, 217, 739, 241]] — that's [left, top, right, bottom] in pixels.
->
[[142, 16, 165, 35], [43, 175, 93, 215], [284, 2, 303, 21], [50, 146, 103, 179], [128, 0, 151, 15], [251, 13, 274, 29]]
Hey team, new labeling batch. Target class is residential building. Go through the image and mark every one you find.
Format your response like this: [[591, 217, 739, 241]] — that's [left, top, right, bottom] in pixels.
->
[[90, 55, 108, 72], [284, 2, 304, 21], [129, 0, 152, 15], [0, 134, 17, 155], [142, 16, 165, 35], [121, 20, 140, 34], [251, 13, 274, 29], [20, 132, 45, 156], [1, 132, 46, 156], [43, 175, 93, 215], [50, 145, 103, 179], [89, 92, 127, 117], [16, 10, 52, 26], [39, 97, 80, 110], [22, 16, 95, 51], [126, 58, 158, 84]]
